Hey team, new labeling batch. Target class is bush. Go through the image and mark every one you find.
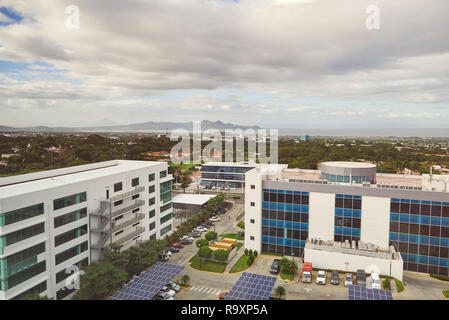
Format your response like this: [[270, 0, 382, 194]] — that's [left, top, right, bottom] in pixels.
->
[[247, 255, 255, 266], [248, 249, 253, 256], [244, 248, 249, 256], [253, 250, 258, 257], [196, 239, 209, 248], [430, 274, 449, 282], [237, 221, 245, 229], [443, 290, 449, 299], [198, 246, 212, 259], [382, 278, 391, 291], [205, 231, 218, 241], [395, 279, 404, 292], [214, 249, 230, 262]]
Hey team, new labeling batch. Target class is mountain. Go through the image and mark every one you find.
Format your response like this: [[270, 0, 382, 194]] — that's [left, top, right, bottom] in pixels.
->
[[0, 121, 260, 133]]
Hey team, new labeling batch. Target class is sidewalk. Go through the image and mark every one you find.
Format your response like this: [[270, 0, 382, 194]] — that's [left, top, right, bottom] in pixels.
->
[[224, 248, 245, 273]]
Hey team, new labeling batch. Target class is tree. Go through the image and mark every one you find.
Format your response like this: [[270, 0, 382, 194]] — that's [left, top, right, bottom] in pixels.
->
[[247, 255, 255, 266], [279, 258, 298, 275], [274, 286, 286, 300], [181, 274, 190, 286], [248, 249, 253, 256], [181, 171, 190, 193], [244, 248, 249, 256], [73, 261, 128, 300], [205, 231, 218, 241], [198, 246, 212, 269], [196, 238, 209, 248], [214, 249, 229, 262], [253, 250, 258, 257]]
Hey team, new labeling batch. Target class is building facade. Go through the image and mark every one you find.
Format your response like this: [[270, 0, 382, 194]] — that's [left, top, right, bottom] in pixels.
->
[[0, 160, 173, 300], [245, 162, 449, 278]]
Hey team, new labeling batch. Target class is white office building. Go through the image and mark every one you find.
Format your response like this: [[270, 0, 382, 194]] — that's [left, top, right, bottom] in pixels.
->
[[0, 160, 173, 300], [245, 162, 449, 280]]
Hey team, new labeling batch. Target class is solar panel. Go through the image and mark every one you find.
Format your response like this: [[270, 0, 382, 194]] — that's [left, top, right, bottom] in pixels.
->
[[348, 285, 393, 300], [225, 272, 277, 300], [108, 262, 184, 300]]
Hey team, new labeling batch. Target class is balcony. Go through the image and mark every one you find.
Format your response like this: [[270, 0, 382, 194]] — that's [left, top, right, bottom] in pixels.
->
[[110, 186, 145, 202], [111, 213, 145, 233], [114, 227, 145, 247], [111, 200, 145, 219]]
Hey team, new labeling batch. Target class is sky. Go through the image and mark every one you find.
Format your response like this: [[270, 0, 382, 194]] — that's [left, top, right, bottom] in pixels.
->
[[0, 0, 448, 129]]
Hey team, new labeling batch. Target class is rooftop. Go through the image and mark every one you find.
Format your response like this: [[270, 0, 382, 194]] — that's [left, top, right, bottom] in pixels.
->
[[321, 161, 376, 169], [172, 193, 217, 206], [0, 160, 166, 199]]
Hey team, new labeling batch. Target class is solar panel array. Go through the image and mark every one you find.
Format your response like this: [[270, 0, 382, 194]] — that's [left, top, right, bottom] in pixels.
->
[[225, 272, 277, 300], [348, 285, 393, 300], [108, 262, 184, 300]]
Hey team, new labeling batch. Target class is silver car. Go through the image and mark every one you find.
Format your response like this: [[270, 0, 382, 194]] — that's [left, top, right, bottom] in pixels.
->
[[167, 282, 181, 292], [344, 273, 354, 287]]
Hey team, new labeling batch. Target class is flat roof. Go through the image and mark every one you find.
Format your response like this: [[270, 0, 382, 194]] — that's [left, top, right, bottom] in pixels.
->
[[0, 160, 165, 199], [321, 161, 376, 169], [172, 193, 217, 206]]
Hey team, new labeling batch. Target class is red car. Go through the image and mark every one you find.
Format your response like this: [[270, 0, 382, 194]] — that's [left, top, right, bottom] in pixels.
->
[[219, 292, 227, 300], [172, 242, 184, 249]]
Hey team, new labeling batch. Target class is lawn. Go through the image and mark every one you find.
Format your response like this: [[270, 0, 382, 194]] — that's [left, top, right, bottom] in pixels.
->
[[189, 254, 226, 273], [280, 272, 293, 281], [219, 233, 244, 241], [236, 242, 243, 250], [237, 221, 245, 230], [230, 254, 251, 273], [395, 279, 404, 292], [443, 290, 449, 299]]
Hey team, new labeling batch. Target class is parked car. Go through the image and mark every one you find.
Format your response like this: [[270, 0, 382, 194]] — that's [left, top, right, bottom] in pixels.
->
[[270, 259, 281, 274], [179, 236, 194, 242], [356, 269, 366, 287], [344, 273, 354, 287], [166, 282, 181, 292], [172, 242, 184, 249], [370, 273, 381, 289], [158, 254, 169, 262], [219, 292, 227, 300], [160, 286, 176, 297], [179, 239, 193, 245], [330, 271, 340, 285], [188, 232, 201, 238], [195, 227, 208, 232], [163, 250, 172, 257], [167, 246, 180, 253], [154, 292, 173, 300], [316, 270, 327, 285], [210, 217, 221, 222]]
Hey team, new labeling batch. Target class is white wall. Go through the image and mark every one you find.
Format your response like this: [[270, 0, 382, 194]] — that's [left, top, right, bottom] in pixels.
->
[[305, 247, 403, 281], [360, 196, 391, 248], [244, 169, 262, 252], [308, 192, 335, 242]]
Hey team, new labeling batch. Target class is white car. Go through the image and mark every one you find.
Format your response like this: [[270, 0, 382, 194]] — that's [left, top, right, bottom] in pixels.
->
[[166, 282, 181, 292], [209, 217, 221, 222], [344, 273, 354, 287], [155, 292, 173, 300], [195, 227, 208, 232], [316, 270, 327, 285], [160, 286, 176, 297], [179, 236, 194, 242], [370, 273, 381, 289], [163, 250, 172, 257]]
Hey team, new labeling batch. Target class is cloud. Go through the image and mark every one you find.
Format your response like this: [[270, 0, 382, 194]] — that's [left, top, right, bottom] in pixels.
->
[[0, 0, 448, 128]]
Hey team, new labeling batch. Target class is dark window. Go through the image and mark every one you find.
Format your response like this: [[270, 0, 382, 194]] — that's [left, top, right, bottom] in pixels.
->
[[251, 185, 255, 189], [250, 236, 255, 240], [132, 178, 139, 187], [114, 182, 123, 192], [0, 203, 44, 227], [132, 194, 139, 200], [250, 202, 255, 207], [250, 219, 255, 224], [114, 200, 123, 207], [53, 192, 86, 211]]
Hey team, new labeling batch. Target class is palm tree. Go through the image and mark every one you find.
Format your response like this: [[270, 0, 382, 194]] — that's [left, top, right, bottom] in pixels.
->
[[274, 286, 286, 300]]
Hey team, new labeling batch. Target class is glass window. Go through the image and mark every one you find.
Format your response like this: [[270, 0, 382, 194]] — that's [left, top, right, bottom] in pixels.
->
[[160, 170, 167, 179], [114, 182, 123, 192], [0, 203, 44, 226], [53, 192, 86, 211], [132, 178, 139, 187], [54, 208, 87, 228]]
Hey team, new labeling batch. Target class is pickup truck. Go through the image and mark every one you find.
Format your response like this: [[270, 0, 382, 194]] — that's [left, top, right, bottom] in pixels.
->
[[270, 259, 281, 274]]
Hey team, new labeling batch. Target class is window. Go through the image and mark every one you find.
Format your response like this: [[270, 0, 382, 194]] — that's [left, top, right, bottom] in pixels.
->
[[132, 177, 139, 187], [161, 202, 172, 213], [115, 215, 124, 221], [250, 202, 255, 207], [106, 189, 110, 199], [55, 225, 88, 247], [160, 213, 173, 225], [114, 182, 123, 192], [161, 224, 172, 236], [53, 192, 86, 211], [132, 208, 139, 214], [12, 281, 47, 300], [1, 223, 45, 254], [250, 219, 255, 224], [55, 241, 88, 265], [149, 173, 155, 182], [250, 236, 255, 240], [0, 203, 44, 226], [149, 210, 156, 219], [55, 257, 88, 284], [149, 198, 156, 206], [160, 170, 167, 179], [132, 194, 140, 200], [149, 222, 156, 231], [54, 208, 87, 228], [114, 200, 123, 207], [115, 230, 124, 236], [251, 185, 255, 189], [148, 185, 155, 194]]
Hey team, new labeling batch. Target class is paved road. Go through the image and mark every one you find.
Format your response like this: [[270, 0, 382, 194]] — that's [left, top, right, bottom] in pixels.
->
[[395, 273, 448, 300]]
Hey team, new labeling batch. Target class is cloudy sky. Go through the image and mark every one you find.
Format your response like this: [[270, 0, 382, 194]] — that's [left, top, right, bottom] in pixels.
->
[[0, 0, 448, 128]]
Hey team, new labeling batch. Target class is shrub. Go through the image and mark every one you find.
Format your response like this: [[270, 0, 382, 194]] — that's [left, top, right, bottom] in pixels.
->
[[247, 255, 255, 266], [196, 239, 209, 248], [205, 231, 218, 241], [383, 278, 391, 291], [248, 249, 253, 256], [244, 248, 249, 256], [253, 250, 258, 257], [214, 249, 230, 262], [395, 279, 404, 292]]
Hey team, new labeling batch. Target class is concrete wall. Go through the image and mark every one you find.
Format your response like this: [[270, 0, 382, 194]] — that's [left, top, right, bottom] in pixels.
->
[[360, 196, 390, 248], [308, 192, 335, 242], [244, 169, 262, 253], [304, 247, 403, 281]]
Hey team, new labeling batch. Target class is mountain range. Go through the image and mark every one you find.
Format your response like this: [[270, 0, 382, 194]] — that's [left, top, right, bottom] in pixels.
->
[[0, 121, 260, 133]]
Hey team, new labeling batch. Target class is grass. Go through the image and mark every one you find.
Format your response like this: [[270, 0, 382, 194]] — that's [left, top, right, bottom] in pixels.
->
[[430, 274, 449, 282], [443, 290, 449, 299], [280, 272, 294, 281], [382, 278, 391, 291], [395, 279, 404, 292], [236, 242, 243, 250], [230, 255, 251, 273], [237, 221, 245, 230], [189, 254, 227, 273], [219, 233, 244, 241]]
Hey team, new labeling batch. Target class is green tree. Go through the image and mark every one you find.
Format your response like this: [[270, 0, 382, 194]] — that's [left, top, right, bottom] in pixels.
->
[[213, 249, 229, 262], [196, 238, 209, 248], [181, 274, 190, 286], [73, 261, 128, 300], [205, 231, 218, 241], [198, 246, 212, 269], [244, 248, 249, 256], [274, 286, 286, 300], [253, 250, 258, 257], [247, 255, 255, 266]]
